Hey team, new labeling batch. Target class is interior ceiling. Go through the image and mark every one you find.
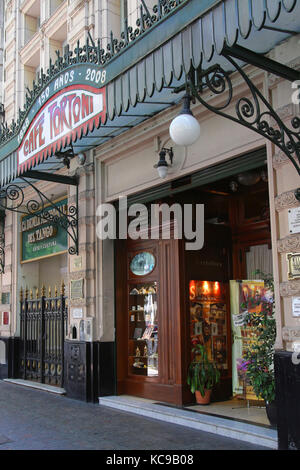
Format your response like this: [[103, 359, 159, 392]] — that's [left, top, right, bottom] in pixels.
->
[[198, 167, 268, 195], [163, 167, 270, 223]]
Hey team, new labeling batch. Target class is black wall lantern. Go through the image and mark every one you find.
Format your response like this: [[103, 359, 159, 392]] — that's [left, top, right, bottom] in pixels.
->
[[154, 147, 174, 179]]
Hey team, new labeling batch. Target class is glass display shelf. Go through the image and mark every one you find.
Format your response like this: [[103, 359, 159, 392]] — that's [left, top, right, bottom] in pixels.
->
[[128, 282, 158, 377]]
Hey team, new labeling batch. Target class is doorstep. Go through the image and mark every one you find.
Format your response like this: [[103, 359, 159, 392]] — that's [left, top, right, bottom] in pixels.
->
[[3, 378, 66, 395], [99, 395, 278, 449]]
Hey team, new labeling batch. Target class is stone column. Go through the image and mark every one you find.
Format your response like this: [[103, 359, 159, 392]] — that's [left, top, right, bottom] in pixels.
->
[[268, 35, 300, 450]]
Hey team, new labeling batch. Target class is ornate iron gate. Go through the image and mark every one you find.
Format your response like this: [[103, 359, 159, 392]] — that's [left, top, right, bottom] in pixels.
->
[[19, 283, 68, 388]]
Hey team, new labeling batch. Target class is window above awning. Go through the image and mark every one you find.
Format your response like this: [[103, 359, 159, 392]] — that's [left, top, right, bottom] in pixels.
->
[[0, 0, 299, 188]]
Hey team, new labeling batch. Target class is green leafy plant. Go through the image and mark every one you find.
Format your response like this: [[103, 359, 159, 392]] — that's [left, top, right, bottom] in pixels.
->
[[187, 344, 221, 397], [242, 270, 276, 404]]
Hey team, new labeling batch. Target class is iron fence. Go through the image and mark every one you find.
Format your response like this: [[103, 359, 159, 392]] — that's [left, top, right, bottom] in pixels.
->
[[19, 284, 68, 388]]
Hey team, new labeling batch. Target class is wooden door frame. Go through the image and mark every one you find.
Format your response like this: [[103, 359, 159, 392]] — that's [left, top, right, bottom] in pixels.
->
[[115, 229, 185, 405]]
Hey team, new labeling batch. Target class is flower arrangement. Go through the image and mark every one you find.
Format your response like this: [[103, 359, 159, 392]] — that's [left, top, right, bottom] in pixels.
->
[[241, 270, 276, 404]]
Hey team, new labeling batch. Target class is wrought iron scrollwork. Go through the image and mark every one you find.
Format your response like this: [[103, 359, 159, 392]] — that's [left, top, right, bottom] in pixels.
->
[[0, 0, 187, 146], [188, 57, 300, 178], [0, 178, 78, 256]]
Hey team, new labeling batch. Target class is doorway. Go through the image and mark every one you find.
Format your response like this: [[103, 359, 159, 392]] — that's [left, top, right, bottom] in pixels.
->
[[115, 152, 273, 425], [177, 165, 272, 426]]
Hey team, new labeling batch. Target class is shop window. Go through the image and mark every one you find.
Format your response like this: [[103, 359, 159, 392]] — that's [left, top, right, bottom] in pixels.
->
[[128, 282, 158, 377], [189, 281, 228, 369]]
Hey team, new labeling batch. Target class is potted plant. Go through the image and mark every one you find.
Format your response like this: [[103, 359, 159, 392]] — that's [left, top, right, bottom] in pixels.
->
[[187, 343, 221, 405], [241, 270, 277, 427]]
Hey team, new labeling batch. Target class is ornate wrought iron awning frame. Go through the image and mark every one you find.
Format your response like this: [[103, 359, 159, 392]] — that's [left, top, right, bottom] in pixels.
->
[[0, 172, 79, 266], [183, 46, 300, 199]]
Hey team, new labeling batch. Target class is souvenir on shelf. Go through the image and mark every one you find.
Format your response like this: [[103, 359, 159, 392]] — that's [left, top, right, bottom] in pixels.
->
[[142, 326, 154, 340], [133, 328, 143, 339], [147, 286, 156, 294], [129, 281, 159, 377], [130, 288, 139, 295], [133, 360, 144, 369], [138, 287, 147, 295]]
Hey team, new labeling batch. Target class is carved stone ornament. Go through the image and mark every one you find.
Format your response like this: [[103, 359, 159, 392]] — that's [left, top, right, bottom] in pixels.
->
[[273, 150, 290, 169], [280, 279, 300, 297], [275, 190, 300, 212], [278, 234, 300, 253], [282, 326, 300, 342]]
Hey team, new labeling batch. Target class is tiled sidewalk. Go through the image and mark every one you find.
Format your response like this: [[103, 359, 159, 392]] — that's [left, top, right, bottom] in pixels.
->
[[0, 380, 270, 450]]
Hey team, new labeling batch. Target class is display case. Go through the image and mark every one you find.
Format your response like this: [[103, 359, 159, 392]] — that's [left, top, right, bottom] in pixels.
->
[[116, 236, 183, 404], [128, 282, 158, 376], [189, 280, 228, 370]]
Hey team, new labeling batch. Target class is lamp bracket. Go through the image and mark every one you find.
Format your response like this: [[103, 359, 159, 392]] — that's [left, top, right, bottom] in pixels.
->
[[0, 178, 78, 256], [186, 56, 300, 200], [161, 147, 174, 165]]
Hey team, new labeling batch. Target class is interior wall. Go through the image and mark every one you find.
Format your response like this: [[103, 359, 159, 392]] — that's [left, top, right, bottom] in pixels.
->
[[246, 245, 273, 279], [19, 253, 68, 295], [39, 253, 68, 293]]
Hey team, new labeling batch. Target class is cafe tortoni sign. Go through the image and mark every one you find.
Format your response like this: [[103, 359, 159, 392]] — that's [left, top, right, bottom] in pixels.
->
[[17, 67, 107, 171]]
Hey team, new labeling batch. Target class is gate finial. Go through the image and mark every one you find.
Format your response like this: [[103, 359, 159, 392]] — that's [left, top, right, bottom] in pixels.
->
[[36, 288, 39, 299], [55, 285, 58, 297], [25, 287, 29, 300], [30, 289, 33, 300], [41, 285, 46, 297], [61, 281, 65, 296], [20, 287, 23, 302], [48, 286, 51, 297]]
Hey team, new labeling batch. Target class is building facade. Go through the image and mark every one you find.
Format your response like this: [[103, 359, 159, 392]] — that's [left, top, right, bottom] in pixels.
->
[[0, 0, 299, 450]]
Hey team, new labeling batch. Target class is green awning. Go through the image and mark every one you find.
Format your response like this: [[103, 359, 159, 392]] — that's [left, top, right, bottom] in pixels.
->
[[0, 0, 299, 187]]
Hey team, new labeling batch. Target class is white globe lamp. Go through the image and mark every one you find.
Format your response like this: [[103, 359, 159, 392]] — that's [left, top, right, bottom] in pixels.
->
[[169, 94, 200, 146]]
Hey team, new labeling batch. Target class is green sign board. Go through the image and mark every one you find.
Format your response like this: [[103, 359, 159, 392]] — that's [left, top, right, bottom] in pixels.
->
[[21, 198, 68, 263]]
